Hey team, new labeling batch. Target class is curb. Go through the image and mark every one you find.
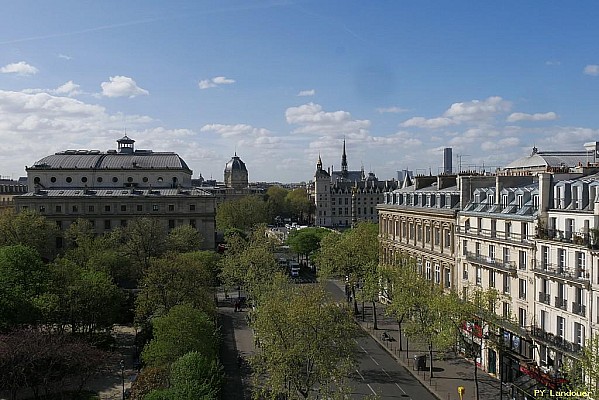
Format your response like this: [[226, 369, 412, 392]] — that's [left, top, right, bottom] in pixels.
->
[[355, 320, 443, 400]]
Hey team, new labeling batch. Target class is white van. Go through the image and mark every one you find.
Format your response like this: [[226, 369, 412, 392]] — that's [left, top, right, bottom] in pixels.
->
[[289, 261, 300, 277]]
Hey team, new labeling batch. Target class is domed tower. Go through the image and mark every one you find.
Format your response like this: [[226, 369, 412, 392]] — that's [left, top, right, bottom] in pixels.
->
[[117, 135, 135, 154], [224, 153, 248, 189]]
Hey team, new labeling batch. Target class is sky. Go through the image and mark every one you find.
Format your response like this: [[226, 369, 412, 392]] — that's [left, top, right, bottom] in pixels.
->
[[1, 1, 599, 183]]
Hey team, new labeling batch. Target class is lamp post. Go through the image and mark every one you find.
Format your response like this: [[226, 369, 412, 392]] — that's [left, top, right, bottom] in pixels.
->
[[120, 359, 125, 400]]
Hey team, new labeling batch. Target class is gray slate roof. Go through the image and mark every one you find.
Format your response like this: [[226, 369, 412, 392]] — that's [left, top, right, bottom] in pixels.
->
[[19, 188, 212, 197], [30, 152, 190, 171]]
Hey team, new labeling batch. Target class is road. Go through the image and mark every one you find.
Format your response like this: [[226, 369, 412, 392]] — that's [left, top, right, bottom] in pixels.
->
[[324, 280, 436, 400]]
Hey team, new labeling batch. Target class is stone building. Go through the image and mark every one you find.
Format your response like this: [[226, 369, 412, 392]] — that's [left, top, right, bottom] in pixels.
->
[[15, 136, 216, 249], [0, 178, 28, 211]]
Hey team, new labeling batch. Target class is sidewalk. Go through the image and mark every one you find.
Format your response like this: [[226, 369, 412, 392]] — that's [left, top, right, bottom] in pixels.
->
[[217, 289, 255, 400], [334, 281, 508, 400]]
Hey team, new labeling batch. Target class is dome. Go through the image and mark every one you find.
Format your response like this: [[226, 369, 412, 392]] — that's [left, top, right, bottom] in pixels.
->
[[224, 154, 247, 172]]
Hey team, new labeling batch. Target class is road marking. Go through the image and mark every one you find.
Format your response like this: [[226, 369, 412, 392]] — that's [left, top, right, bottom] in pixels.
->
[[367, 383, 377, 396], [395, 382, 407, 395], [381, 367, 390, 377], [359, 345, 368, 354], [355, 369, 364, 380], [369, 355, 379, 365]]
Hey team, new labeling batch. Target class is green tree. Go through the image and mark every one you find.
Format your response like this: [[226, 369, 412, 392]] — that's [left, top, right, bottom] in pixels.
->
[[170, 351, 224, 399], [316, 222, 378, 315], [136, 251, 218, 321], [166, 224, 204, 253], [287, 227, 329, 267], [0, 245, 48, 330], [0, 209, 59, 259], [286, 188, 313, 224], [142, 304, 218, 367], [129, 367, 169, 400], [251, 276, 356, 399], [569, 335, 599, 392], [216, 196, 269, 231], [39, 258, 123, 333], [265, 185, 290, 221], [121, 218, 168, 270]]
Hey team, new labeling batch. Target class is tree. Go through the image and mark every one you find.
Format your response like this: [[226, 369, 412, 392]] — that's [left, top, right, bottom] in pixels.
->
[[0, 245, 48, 330], [141, 304, 218, 367], [287, 227, 330, 267], [129, 367, 169, 400], [166, 224, 204, 253], [0, 209, 59, 259], [39, 258, 124, 333], [316, 222, 378, 315], [251, 276, 356, 399], [569, 335, 599, 392], [136, 251, 218, 321], [265, 185, 290, 221], [286, 188, 313, 224], [121, 217, 168, 270], [216, 196, 269, 231]]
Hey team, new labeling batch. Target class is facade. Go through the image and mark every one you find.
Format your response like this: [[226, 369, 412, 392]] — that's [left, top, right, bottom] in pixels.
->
[[0, 179, 28, 211], [311, 141, 399, 227], [378, 157, 599, 396], [15, 136, 216, 249]]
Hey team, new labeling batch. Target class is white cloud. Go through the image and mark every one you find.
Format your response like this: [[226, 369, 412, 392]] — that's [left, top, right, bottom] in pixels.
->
[[506, 112, 558, 122], [481, 137, 520, 151], [285, 102, 370, 136], [200, 123, 270, 138], [376, 106, 409, 114], [58, 54, 73, 60], [297, 89, 315, 97], [0, 61, 39, 76], [443, 96, 511, 122], [583, 65, 599, 76], [545, 60, 560, 66], [198, 76, 236, 89], [400, 116, 455, 129], [101, 76, 149, 98]]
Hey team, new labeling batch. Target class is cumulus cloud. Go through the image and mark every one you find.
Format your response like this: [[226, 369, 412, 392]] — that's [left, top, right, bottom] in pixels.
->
[[297, 89, 315, 97], [23, 81, 82, 97], [200, 123, 270, 138], [507, 112, 558, 122], [376, 106, 409, 114], [400, 116, 455, 129], [198, 76, 236, 89], [443, 96, 511, 122], [101, 76, 149, 98], [584, 65, 599, 76], [0, 61, 39, 76], [285, 102, 370, 136]]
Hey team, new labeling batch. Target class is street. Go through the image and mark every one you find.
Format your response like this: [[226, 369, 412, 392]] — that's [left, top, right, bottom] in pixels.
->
[[324, 281, 436, 400]]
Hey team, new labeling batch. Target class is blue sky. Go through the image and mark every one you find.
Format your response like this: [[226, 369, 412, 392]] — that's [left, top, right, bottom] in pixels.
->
[[1, 1, 599, 182]]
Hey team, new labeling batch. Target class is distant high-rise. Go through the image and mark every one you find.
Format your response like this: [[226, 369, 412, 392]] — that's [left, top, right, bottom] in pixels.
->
[[443, 148, 452, 174]]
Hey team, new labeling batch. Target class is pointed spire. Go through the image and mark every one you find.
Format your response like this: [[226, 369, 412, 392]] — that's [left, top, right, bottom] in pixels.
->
[[341, 139, 348, 177]]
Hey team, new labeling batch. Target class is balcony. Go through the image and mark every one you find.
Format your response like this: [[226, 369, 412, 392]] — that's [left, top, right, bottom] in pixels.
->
[[537, 228, 592, 247], [456, 226, 534, 245], [529, 326, 582, 354], [554, 297, 567, 310], [538, 292, 550, 305], [465, 251, 516, 274], [533, 263, 590, 284], [572, 303, 586, 317]]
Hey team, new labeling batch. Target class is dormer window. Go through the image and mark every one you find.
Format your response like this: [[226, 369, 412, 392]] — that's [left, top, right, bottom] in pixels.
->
[[501, 194, 508, 207], [517, 194, 523, 208], [532, 195, 539, 210]]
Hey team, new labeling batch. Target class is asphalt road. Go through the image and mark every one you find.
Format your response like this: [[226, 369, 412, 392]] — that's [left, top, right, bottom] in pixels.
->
[[324, 280, 436, 400]]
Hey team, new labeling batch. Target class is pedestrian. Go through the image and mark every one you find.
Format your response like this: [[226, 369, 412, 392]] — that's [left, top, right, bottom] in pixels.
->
[[234, 300, 239, 312]]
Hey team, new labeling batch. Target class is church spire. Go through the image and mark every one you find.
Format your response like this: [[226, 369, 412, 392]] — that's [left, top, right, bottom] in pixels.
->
[[317, 153, 323, 171], [341, 139, 348, 177]]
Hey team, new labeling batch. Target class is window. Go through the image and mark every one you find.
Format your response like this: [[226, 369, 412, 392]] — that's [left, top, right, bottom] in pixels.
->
[[558, 249, 566, 271], [137, 204, 143, 212], [518, 308, 527, 328], [426, 261, 431, 280], [521, 222, 528, 239], [55, 205, 62, 212], [112, 177, 118, 183], [489, 245, 496, 261], [502, 247, 509, 264], [72, 205, 79, 213], [121, 205, 127, 212], [50, 177, 56, 183], [505, 222, 511, 238], [127, 177, 133, 183], [576, 252, 586, 276], [56, 221, 62, 229], [540, 310, 547, 331], [444, 230, 451, 248], [143, 177, 148, 182], [444, 268, 451, 288], [434, 228, 440, 245], [435, 264, 441, 284], [476, 267, 482, 285], [104, 220, 111, 230], [120, 220, 127, 227], [541, 246, 549, 269], [489, 270, 495, 288], [81, 177, 88, 183], [66, 177, 72, 183], [501, 194, 508, 207], [475, 242, 481, 257], [533, 195, 539, 209], [503, 274, 510, 294], [491, 220, 497, 237], [105, 205, 111, 212], [503, 302, 511, 319], [168, 220, 175, 229], [556, 316, 565, 337], [519, 250, 527, 270], [463, 264, 468, 280], [157, 177, 163, 182], [519, 279, 527, 300], [189, 219, 196, 228], [462, 240, 467, 256], [517, 195, 523, 208], [97, 177, 103, 182], [574, 323, 584, 346], [168, 204, 175, 212], [153, 204, 159, 212], [88, 205, 95, 212], [426, 226, 431, 243]]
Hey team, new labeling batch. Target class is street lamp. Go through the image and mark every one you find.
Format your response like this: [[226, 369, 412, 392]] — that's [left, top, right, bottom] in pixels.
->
[[120, 359, 125, 400]]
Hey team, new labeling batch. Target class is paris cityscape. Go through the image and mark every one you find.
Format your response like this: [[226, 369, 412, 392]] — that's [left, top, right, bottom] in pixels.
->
[[1, 1, 599, 400]]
